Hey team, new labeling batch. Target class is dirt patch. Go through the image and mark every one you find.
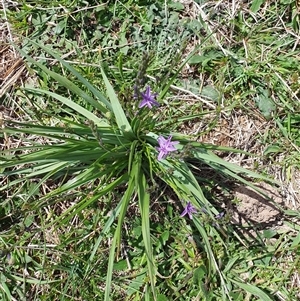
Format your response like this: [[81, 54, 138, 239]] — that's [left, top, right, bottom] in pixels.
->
[[232, 182, 284, 225], [231, 181, 300, 233], [197, 111, 266, 152]]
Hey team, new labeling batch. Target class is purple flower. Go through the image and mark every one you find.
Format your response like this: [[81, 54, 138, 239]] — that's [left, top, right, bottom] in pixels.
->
[[212, 212, 225, 228], [215, 212, 225, 219], [180, 202, 197, 219], [157, 135, 179, 160], [138, 86, 159, 109]]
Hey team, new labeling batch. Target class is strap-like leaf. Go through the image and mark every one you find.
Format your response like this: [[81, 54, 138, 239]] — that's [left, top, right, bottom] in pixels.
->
[[101, 68, 133, 136]]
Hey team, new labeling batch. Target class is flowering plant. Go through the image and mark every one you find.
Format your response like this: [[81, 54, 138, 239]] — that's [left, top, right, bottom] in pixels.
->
[[1, 43, 275, 301]]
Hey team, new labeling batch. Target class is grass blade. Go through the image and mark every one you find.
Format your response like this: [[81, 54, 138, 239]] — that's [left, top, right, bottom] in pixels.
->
[[26, 88, 109, 127], [136, 163, 157, 300], [192, 148, 278, 183], [104, 170, 135, 301], [230, 279, 273, 301], [18, 39, 112, 111], [101, 68, 133, 135], [84, 199, 123, 279]]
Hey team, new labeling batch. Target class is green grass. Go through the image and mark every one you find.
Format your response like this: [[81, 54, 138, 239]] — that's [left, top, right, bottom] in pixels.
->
[[1, 0, 300, 300]]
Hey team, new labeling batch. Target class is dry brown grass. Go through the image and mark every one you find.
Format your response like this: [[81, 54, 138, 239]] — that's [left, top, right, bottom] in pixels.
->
[[0, 13, 26, 98]]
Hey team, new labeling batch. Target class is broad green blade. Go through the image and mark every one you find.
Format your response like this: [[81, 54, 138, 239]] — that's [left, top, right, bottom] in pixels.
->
[[2, 121, 128, 146], [26, 88, 109, 127], [136, 160, 156, 299], [0, 282, 12, 300], [50, 173, 128, 228], [22, 161, 71, 200], [1, 145, 104, 170], [192, 148, 284, 210], [192, 148, 278, 183], [104, 227, 118, 301], [157, 158, 218, 216], [101, 68, 133, 136], [104, 170, 135, 301], [115, 167, 136, 253], [230, 279, 273, 301], [15, 55, 108, 114], [17, 39, 112, 112]]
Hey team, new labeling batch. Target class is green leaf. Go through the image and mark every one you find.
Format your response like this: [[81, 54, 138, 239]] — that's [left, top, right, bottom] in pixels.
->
[[275, 118, 289, 139], [189, 54, 205, 64], [284, 210, 300, 217], [51, 174, 128, 227], [126, 273, 145, 295], [250, 0, 264, 13], [230, 279, 273, 301], [19, 39, 112, 112], [0, 280, 12, 299], [262, 229, 277, 239], [104, 227, 118, 301], [136, 157, 157, 299], [291, 233, 300, 248], [104, 170, 135, 301], [157, 294, 168, 301], [263, 145, 281, 156], [113, 260, 127, 271], [115, 169, 136, 252], [193, 265, 206, 285], [255, 88, 276, 119], [169, 1, 184, 10], [15, 46, 110, 116], [26, 88, 109, 127], [101, 68, 133, 136], [155, 157, 217, 215], [191, 147, 278, 184], [201, 85, 220, 101]]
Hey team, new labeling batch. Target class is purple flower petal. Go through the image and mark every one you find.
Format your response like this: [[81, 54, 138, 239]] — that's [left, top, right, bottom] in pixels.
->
[[157, 135, 179, 161], [138, 86, 159, 109], [180, 202, 197, 219], [215, 212, 225, 219]]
